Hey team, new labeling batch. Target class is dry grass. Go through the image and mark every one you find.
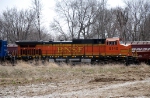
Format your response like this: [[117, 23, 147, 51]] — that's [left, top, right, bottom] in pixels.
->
[[0, 61, 149, 86], [0, 61, 150, 97]]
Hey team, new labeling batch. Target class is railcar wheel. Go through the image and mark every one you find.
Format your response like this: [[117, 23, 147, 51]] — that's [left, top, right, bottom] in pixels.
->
[[133, 58, 140, 65], [147, 59, 150, 65], [66, 58, 69, 64], [11, 56, 16, 66], [91, 61, 97, 65]]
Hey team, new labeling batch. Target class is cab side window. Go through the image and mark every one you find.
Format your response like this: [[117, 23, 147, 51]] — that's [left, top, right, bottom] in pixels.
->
[[107, 41, 117, 45]]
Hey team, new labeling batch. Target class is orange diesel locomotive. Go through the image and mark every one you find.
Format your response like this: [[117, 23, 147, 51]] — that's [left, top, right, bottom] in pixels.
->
[[15, 37, 134, 64]]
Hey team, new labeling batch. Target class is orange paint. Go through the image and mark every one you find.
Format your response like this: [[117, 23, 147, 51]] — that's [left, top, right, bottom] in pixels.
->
[[16, 37, 133, 58]]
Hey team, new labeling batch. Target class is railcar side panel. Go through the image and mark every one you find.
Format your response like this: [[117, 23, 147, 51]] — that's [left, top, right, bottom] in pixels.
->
[[131, 43, 150, 63], [0, 40, 7, 58]]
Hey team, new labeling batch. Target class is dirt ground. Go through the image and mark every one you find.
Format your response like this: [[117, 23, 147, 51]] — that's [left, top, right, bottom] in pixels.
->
[[0, 62, 150, 98]]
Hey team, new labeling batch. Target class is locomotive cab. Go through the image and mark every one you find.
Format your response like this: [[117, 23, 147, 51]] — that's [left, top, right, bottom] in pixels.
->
[[105, 38, 133, 65], [106, 38, 132, 57]]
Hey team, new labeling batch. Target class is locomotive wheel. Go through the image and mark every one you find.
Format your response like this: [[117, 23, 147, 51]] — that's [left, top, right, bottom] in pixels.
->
[[133, 58, 140, 65], [91, 61, 97, 65], [125, 57, 129, 66]]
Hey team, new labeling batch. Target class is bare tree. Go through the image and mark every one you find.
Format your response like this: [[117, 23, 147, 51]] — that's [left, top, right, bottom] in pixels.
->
[[0, 16, 5, 40], [2, 8, 23, 42], [114, 7, 128, 42], [50, 19, 69, 40], [124, 0, 150, 41], [50, 0, 97, 40], [0, 8, 36, 43], [50, 0, 150, 41], [104, 9, 116, 38], [50, 0, 78, 40], [92, 0, 118, 39], [75, 0, 97, 39], [32, 0, 42, 40], [139, 14, 150, 41]]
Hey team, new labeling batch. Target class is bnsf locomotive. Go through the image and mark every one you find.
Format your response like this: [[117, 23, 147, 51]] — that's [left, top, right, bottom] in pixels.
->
[[15, 37, 135, 65], [1, 37, 150, 65]]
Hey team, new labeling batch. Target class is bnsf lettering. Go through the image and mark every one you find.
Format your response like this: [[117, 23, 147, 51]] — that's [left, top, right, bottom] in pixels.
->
[[58, 47, 83, 53]]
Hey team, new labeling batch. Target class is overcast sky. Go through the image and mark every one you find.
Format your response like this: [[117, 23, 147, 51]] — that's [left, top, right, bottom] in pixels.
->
[[0, 0, 125, 29]]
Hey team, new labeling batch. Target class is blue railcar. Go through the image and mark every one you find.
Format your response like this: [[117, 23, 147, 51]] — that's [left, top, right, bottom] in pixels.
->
[[0, 40, 7, 60]]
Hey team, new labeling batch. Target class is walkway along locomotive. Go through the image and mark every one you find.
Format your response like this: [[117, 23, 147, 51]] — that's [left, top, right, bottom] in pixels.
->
[[14, 37, 136, 65]]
